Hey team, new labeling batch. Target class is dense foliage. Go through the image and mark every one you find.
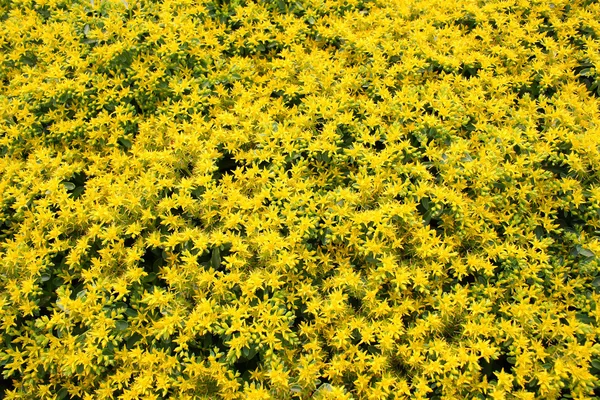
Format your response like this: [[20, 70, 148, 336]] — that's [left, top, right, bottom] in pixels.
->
[[1, 0, 600, 398]]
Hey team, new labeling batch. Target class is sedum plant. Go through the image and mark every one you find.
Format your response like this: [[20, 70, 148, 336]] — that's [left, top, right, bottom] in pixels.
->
[[1, 0, 600, 399]]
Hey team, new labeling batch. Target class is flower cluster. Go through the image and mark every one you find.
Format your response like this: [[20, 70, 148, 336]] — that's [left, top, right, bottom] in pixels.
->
[[1, 0, 600, 399]]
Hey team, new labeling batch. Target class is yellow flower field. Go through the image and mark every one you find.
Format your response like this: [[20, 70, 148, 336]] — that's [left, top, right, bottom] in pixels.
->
[[1, 0, 600, 398]]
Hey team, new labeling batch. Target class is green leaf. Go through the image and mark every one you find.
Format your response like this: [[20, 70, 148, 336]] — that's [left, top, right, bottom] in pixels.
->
[[63, 182, 76, 191], [125, 308, 137, 318], [126, 333, 142, 348], [115, 320, 129, 331], [244, 346, 257, 360], [118, 137, 132, 149], [579, 248, 595, 258], [56, 388, 69, 400], [534, 226, 544, 239], [291, 384, 302, 393], [211, 247, 221, 269], [576, 312, 594, 324], [591, 360, 600, 370], [114, 302, 128, 310], [72, 186, 85, 198]]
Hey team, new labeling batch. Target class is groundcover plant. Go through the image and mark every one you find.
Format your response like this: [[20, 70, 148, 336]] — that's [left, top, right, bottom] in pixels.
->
[[1, 0, 600, 398]]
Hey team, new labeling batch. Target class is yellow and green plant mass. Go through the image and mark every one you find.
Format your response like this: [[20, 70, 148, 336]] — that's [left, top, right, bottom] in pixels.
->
[[1, 0, 600, 398]]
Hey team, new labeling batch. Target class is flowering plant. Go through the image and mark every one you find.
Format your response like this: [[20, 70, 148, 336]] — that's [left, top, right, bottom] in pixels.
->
[[1, 0, 600, 399]]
